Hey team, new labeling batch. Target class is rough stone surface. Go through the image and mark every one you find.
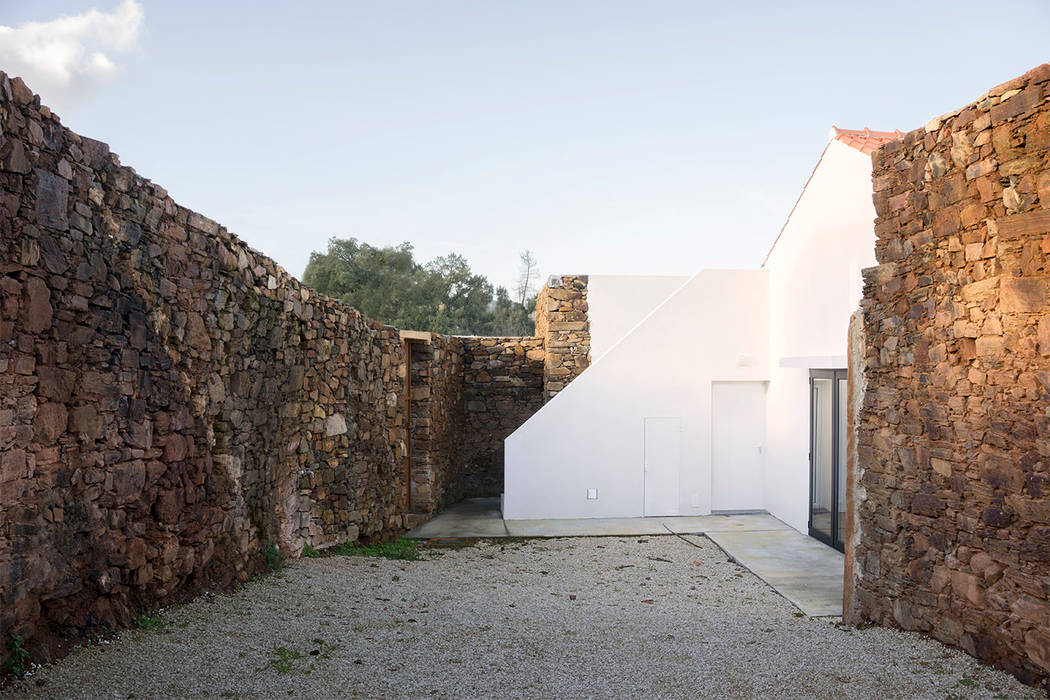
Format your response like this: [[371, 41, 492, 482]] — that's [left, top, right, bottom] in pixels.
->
[[0, 70, 419, 658], [0, 73, 589, 662], [459, 336, 544, 496], [853, 64, 1050, 690], [406, 335, 544, 514], [405, 335, 463, 514], [535, 275, 590, 401]]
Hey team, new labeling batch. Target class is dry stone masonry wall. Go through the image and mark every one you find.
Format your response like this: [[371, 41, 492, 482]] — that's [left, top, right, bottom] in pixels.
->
[[405, 335, 544, 518], [0, 74, 587, 660], [535, 275, 590, 401], [459, 337, 544, 497], [852, 64, 1050, 688], [406, 334, 463, 515], [0, 72, 416, 655]]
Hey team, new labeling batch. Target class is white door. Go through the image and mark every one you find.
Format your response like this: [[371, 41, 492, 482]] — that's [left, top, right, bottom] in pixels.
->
[[711, 382, 766, 512], [644, 417, 681, 516]]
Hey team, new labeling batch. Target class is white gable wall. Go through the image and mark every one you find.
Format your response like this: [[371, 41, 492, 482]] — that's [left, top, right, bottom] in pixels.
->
[[504, 270, 769, 520], [588, 275, 690, 360], [761, 139, 879, 532], [502, 135, 878, 530]]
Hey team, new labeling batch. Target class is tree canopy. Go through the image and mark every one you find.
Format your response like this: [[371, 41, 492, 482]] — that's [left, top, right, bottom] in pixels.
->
[[303, 238, 536, 337]]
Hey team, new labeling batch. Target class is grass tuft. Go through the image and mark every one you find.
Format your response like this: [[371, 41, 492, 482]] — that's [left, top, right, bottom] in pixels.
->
[[1, 634, 29, 677], [135, 614, 165, 630], [334, 538, 421, 561], [263, 542, 284, 571], [257, 646, 304, 674]]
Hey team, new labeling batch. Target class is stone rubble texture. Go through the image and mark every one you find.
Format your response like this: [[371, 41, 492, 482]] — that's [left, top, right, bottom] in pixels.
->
[[0, 72, 586, 660], [458, 336, 545, 497], [405, 335, 543, 514], [535, 275, 590, 401], [851, 63, 1050, 689]]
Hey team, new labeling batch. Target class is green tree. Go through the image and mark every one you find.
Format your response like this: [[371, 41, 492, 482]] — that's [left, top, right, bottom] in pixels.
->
[[302, 238, 418, 327], [303, 237, 534, 336], [485, 286, 535, 336]]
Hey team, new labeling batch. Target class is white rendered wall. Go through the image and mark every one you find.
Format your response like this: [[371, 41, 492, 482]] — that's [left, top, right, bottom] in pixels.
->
[[588, 275, 690, 360], [504, 270, 769, 520], [761, 139, 878, 533]]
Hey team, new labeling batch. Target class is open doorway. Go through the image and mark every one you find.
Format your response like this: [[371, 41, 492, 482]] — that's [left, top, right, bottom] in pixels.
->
[[809, 369, 847, 552]]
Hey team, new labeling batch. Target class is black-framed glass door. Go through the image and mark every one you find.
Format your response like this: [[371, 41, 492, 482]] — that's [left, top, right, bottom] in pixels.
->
[[809, 369, 847, 552]]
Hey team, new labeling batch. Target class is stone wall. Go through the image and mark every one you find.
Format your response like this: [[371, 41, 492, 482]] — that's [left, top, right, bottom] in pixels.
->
[[404, 334, 545, 514], [406, 333, 463, 515], [460, 337, 545, 497], [0, 73, 567, 661], [535, 275, 590, 401], [0, 72, 415, 655], [852, 64, 1050, 688]]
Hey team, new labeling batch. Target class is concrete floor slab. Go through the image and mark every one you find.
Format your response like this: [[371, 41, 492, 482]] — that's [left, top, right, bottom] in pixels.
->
[[405, 498, 509, 539], [706, 528, 844, 617], [677, 512, 792, 533], [504, 512, 791, 537], [404, 499, 792, 539]]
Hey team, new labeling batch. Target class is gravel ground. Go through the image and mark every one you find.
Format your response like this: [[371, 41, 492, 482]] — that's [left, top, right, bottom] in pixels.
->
[[8, 535, 1041, 699]]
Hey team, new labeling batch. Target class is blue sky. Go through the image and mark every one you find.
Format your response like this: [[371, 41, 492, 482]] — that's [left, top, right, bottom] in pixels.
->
[[2, 1, 1048, 292]]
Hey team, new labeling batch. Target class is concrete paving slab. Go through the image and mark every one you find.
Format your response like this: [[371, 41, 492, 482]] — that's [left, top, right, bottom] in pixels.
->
[[406, 499, 792, 539], [405, 498, 509, 539], [503, 512, 791, 537], [504, 517, 667, 537], [674, 512, 792, 533], [706, 528, 844, 617]]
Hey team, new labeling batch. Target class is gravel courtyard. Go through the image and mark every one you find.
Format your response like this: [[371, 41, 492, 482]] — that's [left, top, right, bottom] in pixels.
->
[[10, 535, 1039, 699]]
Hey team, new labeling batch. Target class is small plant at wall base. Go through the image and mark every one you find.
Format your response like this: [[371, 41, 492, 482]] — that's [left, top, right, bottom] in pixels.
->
[[136, 614, 165, 630], [263, 542, 283, 571], [2, 635, 29, 677], [300, 544, 321, 558], [335, 539, 421, 561]]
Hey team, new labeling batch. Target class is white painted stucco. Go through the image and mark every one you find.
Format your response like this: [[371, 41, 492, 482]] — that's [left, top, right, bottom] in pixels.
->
[[761, 139, 878, 533], [503, 270, 769, 520], [587, 275, 690, 360], [503, 133, 878, 529]]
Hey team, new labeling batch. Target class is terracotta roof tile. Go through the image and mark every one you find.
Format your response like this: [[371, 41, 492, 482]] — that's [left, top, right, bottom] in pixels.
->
[[761, 126, 904, 267], [830, 126, 904, 155]]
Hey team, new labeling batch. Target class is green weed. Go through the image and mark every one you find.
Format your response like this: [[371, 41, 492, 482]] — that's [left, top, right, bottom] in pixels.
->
[[135, 614, 165, 630], [263, 542, 284, 571], [335, 538, 421, 561], [258, 646, 304, 674], [2, 634, 29, 677], [300, 544, 322, 558]]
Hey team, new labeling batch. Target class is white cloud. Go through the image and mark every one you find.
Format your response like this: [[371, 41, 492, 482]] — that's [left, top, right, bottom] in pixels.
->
[[0, 0, 144, 112]]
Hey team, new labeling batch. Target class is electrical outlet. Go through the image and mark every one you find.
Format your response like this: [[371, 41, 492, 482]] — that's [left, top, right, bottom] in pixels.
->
[[587, 488, 597, 500]]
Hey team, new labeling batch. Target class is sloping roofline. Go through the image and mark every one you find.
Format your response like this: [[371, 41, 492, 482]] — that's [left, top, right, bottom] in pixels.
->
[[760, 127, 902, 267]]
